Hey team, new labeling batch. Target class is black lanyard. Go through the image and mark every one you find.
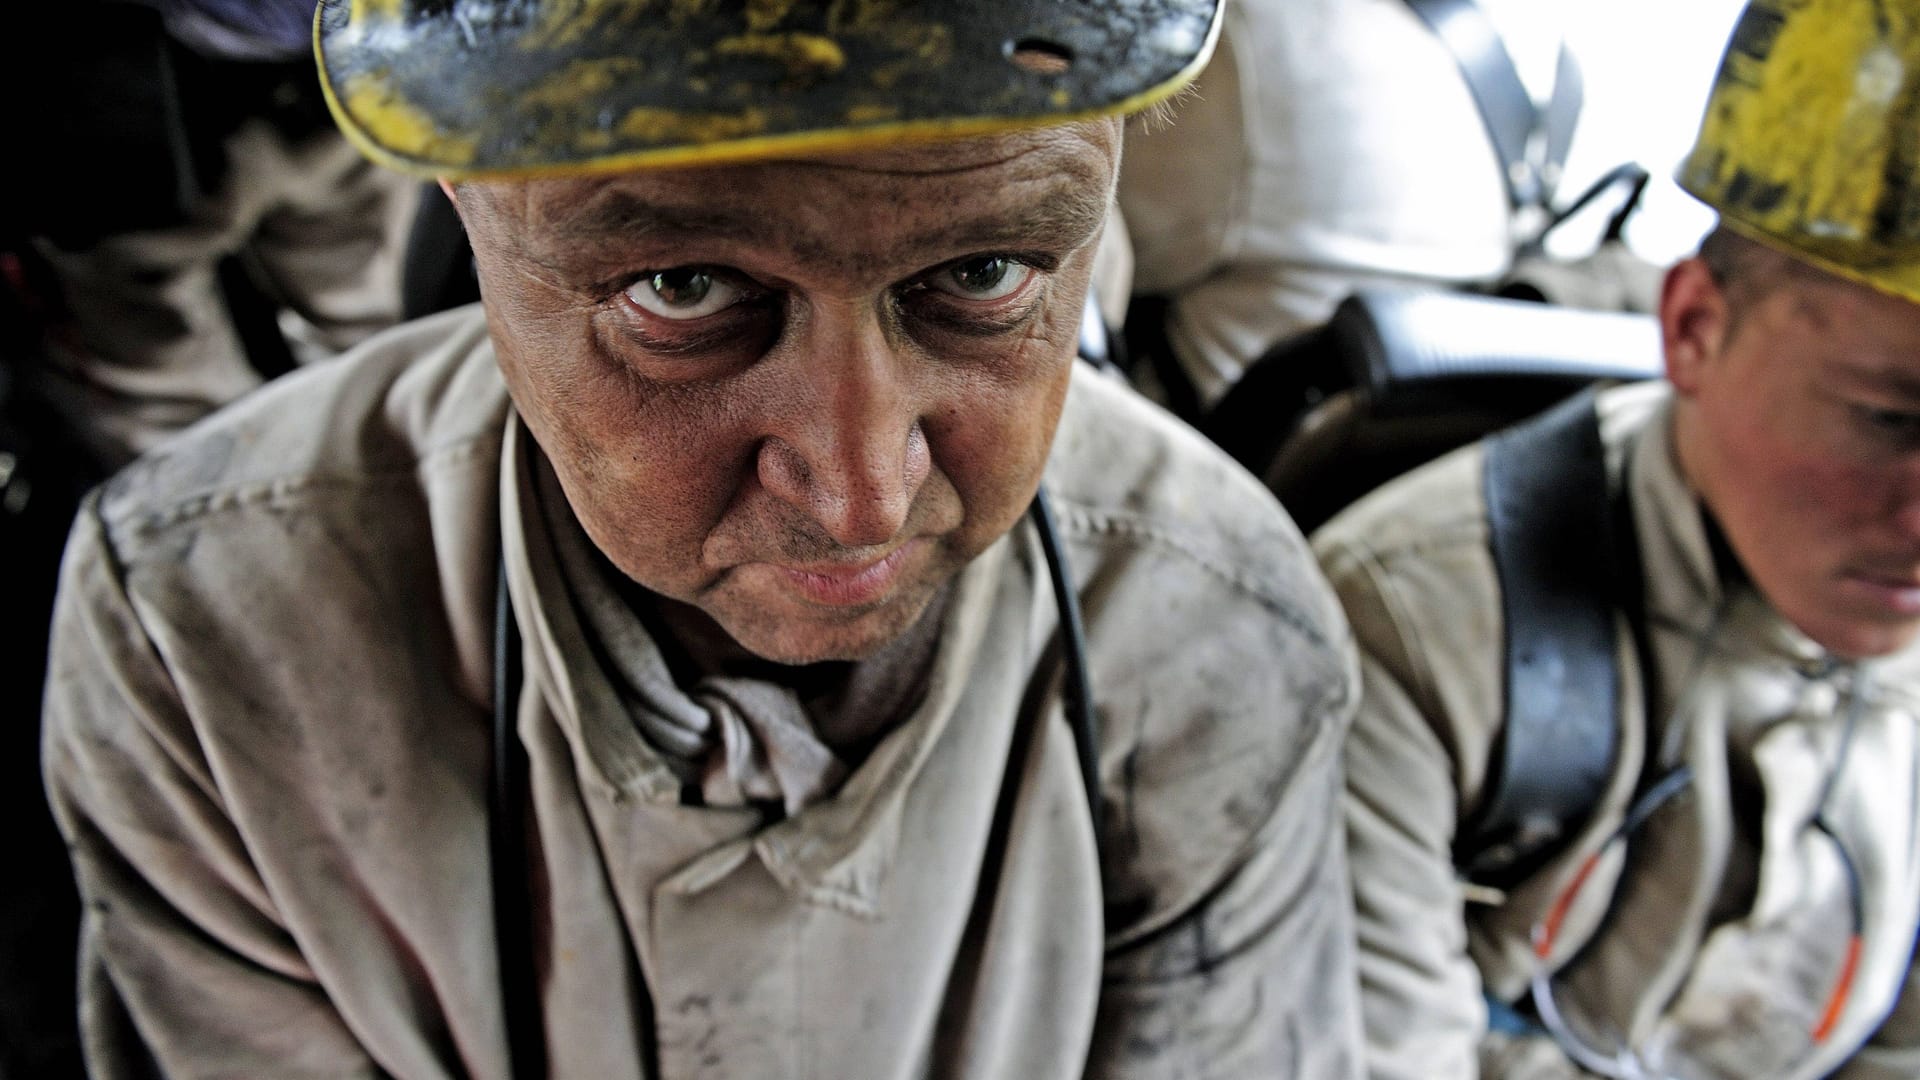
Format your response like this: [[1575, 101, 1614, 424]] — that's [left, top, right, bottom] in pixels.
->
[[488, 486, 1098, 1079]]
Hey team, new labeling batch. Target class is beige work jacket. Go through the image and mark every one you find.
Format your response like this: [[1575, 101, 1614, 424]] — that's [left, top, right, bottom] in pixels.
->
[[1316, 381, 1920, 1080], [44, 306, 1363, 1079]]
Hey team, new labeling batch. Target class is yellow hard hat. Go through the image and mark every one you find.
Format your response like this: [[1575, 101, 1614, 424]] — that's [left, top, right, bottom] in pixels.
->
[[1678, 0, 1920, 305], [315, 0, 1221, 181]]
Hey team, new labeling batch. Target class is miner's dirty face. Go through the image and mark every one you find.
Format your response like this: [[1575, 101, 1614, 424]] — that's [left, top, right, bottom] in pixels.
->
[[456, 122, 1120, 664], [1666, 254, 1920, 658]]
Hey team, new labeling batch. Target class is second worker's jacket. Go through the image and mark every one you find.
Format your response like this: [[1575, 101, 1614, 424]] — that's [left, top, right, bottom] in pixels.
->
[[1316, 380, 1920, 1080]]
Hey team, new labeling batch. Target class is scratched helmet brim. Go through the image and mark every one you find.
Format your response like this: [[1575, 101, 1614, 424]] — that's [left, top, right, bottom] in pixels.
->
[[316, 0, 1221, 180], [1678, 0, 1920, 306]]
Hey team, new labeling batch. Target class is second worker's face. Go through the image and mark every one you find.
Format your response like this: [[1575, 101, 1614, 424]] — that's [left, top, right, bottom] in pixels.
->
[[457, 123, 1119, 664], [1668, 256, 1920, 658]]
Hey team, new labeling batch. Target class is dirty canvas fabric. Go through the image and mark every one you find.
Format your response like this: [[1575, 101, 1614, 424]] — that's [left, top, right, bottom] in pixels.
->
[[43, 304, 1363, 1079], [1316, 381, 1920, 1080], [31, 117, 416, 471]]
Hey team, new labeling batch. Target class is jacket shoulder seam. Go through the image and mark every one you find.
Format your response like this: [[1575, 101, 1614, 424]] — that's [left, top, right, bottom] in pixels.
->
[[1054, 499, 1336, 652], [103, 435, 494, 545]]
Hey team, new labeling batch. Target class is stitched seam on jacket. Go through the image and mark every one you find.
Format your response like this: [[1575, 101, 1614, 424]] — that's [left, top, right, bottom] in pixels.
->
[[106, 436, 496, 542], [1052, 498, 1335, 652], [1330, 531, 1495, 820]]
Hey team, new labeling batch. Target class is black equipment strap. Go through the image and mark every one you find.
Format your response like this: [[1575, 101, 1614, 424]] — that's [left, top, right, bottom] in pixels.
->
[[1403, 0, 1582, 212], [1459, 389, 1629, 887]]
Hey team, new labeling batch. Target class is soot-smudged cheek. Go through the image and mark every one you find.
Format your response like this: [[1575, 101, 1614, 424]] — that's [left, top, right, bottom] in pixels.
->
[[1770, 453, 1893, 530], [922, 391, 1065, 547], [926, 310, 1072, 433], [549, 309, 758, 465], [561, 456, 731, 600], [618, 416, 767, 570]]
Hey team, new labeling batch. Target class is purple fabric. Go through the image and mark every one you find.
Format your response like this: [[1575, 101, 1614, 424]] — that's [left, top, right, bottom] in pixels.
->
[[165, 0, 317, 55]]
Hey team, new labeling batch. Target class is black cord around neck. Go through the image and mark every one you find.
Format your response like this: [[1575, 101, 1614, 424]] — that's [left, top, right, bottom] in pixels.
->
[[1029, 488, 1102, 830], [488, 556, 546, 1080]]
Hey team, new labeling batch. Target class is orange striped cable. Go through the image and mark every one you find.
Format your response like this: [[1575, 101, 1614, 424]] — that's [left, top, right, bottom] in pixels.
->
[[1535, 852, 1604, 960], [1812, 935, 1863, 1044]]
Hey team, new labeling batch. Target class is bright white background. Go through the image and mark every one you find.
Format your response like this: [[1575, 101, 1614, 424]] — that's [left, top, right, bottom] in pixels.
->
[[1551, 0, 1751, 262]]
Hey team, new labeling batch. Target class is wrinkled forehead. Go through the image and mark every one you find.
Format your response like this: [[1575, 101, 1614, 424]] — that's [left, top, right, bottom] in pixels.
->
[[468, 122, 1121, 272]]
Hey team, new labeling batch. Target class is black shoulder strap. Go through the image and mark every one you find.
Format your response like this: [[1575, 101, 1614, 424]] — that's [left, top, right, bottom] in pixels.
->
[[1457, 388, 1630, 888], [1403, 0, 1582, 212]]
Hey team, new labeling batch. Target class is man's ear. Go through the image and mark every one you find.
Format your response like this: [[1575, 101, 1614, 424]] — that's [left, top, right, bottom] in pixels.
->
[[1661, 257, 1731, 397], [438, 178, 459, 206]]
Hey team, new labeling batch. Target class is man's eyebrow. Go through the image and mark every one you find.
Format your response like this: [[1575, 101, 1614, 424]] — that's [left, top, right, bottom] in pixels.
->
[[544, 191, 764, 246], [1832, 358, 1920, 403], [543, 182, 1111, 260], [898, 187, 1110, 257]]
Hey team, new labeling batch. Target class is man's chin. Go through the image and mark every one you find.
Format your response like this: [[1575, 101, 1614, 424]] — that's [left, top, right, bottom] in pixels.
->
[[1796, 609, 1920, 661], [712, 588, 943, 666]]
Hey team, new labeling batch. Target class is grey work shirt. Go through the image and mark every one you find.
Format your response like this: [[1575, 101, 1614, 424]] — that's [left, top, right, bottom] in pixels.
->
[[44, 305, 1363, 1079]]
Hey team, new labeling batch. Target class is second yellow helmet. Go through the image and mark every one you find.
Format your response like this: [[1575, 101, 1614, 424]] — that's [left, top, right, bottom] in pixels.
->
[[1679, 0, 1920, 305]]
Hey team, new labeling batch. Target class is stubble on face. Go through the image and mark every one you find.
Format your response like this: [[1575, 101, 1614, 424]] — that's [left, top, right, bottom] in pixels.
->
[[457, 122, 1122, 664]]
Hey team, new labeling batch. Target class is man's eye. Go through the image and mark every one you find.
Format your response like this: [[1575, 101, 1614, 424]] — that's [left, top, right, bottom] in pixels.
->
[[928, 256, 1033, 301], [623, 267, 748, 320], [1859, 405, 1920, 443]]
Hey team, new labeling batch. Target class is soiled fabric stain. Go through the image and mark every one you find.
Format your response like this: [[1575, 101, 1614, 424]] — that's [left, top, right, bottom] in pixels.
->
[[45, 306, 1361, 1078]]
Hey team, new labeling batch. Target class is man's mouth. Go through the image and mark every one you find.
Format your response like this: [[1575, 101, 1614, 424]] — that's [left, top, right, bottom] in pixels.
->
[[1838, 566, 1920, 616], [771, 540, 920, 607]]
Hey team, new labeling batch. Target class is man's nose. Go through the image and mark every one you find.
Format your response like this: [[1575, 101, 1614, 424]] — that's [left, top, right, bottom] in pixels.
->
[[757, 321, 931, 549]]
